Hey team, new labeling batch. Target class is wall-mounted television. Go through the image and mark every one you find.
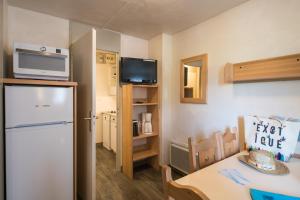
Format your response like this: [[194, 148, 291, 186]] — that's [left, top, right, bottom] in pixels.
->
[[120, 57, 157, 84]]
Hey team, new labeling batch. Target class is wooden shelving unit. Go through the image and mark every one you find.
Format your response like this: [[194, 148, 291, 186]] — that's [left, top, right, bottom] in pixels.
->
[[122, 84, 160, 179], [224, 53, 300, 83]]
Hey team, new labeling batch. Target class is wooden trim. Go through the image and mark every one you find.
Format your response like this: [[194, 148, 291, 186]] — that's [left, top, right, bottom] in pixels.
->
[[73, 86, 77, 200], [180, 54, 208, 104], [122, 85, 133, 179], [2, 78, 78, 87], [224, 53, 300, 83]]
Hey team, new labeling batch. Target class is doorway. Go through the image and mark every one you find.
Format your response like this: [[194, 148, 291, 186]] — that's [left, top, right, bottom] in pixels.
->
[[95, 49, 120, 198]]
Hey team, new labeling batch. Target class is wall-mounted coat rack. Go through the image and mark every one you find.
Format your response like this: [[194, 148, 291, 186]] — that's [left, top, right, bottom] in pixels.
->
[[225, 54, 300, 83]]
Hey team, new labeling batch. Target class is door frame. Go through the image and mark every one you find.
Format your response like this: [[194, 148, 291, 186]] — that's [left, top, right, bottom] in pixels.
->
[[115, 53, 122, 171], [94, 49, 122, 171]]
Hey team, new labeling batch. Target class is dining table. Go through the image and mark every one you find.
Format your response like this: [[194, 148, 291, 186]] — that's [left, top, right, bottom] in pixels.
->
[[175, 151, 300, 200]]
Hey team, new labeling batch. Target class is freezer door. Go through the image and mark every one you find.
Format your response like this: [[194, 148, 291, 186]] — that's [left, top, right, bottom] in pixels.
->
[[5, 123, 73, 200], [5, 86, 73, 128]]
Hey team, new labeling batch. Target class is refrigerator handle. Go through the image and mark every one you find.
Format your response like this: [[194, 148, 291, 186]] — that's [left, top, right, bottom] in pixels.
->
[[7, 121, 72, 129]]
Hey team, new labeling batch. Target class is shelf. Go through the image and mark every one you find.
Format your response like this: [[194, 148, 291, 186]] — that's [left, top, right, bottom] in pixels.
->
[[132, 84, 158, 88], [224, 53, 300, 83], [1, 78, 78, 87], [133, 102, 158, 106], [133, 133, 158, 140], [133, 149, 158, 162]]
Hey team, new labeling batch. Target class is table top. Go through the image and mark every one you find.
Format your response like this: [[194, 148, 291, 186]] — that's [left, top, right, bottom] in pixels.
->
[[176, 151, 300, 200]]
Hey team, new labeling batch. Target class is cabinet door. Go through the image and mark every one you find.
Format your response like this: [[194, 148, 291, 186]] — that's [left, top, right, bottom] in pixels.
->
[[102, 115, 111, 150], [110, 116, 117, 153], [109, 65, 117, 96]]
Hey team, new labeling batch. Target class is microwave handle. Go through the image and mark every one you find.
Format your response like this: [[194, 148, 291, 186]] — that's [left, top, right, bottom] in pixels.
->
[[16, 48, 68, 59]]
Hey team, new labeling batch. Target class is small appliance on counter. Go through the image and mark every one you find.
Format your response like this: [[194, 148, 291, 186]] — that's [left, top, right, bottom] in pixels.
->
[[132, 120, 139, 137], [142, 113, 152, 134], [13, 42, 70, 80]]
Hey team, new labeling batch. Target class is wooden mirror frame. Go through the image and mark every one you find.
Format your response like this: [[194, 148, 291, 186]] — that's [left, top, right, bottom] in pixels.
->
[[180, 54, 208, 104]]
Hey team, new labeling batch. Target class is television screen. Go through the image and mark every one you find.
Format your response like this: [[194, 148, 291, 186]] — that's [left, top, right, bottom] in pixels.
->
[[120, 57, 157, 84]]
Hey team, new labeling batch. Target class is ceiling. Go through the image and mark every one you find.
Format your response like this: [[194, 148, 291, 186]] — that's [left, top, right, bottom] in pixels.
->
[[8, 0, 249, 39]]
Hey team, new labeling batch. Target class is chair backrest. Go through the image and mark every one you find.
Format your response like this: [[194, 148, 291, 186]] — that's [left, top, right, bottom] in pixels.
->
[[161, 165, 209, 200], [188, 137, 217, 173], [215, 127, 239, 159]]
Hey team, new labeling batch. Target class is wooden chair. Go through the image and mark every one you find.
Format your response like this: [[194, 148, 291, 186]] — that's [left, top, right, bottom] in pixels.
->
[[188, 137, 217, 173], [215, 127, 239, 159], [161, 165, 209, 200]]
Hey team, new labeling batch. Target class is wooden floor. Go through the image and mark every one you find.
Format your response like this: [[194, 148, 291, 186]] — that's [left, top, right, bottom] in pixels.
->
[[96, 145, 165, 200]]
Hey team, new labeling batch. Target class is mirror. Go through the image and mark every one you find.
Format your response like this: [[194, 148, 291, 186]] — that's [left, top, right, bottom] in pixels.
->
[[180, 54, 207, 104]]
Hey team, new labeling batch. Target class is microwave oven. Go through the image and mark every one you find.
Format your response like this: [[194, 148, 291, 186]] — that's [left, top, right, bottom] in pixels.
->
[[13, 43, 70, 80]]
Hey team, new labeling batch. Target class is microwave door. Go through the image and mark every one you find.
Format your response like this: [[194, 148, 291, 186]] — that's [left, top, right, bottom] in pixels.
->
[[13, 45, 69, 80], [16, 48, 67, 59]]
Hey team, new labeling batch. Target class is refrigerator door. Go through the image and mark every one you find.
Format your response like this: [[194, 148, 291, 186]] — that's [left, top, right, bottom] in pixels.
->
[[5, 86, 73, 128], [5, 123, 73, 200]]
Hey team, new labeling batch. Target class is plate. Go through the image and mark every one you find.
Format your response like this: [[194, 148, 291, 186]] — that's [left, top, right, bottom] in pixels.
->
[[238, 155, 289, 175]]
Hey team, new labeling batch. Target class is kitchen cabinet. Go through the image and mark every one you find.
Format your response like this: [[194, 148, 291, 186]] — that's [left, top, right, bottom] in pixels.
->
[[110, 115, 117, 153], [102, 113, 111, 150], [96, 115, 102, 143], [109, 65, 117, 96]]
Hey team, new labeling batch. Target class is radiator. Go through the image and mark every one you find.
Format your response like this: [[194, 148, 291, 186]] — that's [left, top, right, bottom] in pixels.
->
[[170, 141, 189, 174]]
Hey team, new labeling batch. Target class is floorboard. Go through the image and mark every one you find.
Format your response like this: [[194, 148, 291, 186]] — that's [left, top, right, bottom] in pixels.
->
[[96, 145, 167, 200]]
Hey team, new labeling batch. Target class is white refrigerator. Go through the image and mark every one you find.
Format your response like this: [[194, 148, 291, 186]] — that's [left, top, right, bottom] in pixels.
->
[[5, 86, 73, 200]]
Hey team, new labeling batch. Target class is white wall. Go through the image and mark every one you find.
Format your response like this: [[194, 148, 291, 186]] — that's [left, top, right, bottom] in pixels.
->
[[70, 21, 121, 53], [149, 34, 173, 164], [165, 0, 300, 150], [7, 6, 69, 53], [120, 34, 148, 58]]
